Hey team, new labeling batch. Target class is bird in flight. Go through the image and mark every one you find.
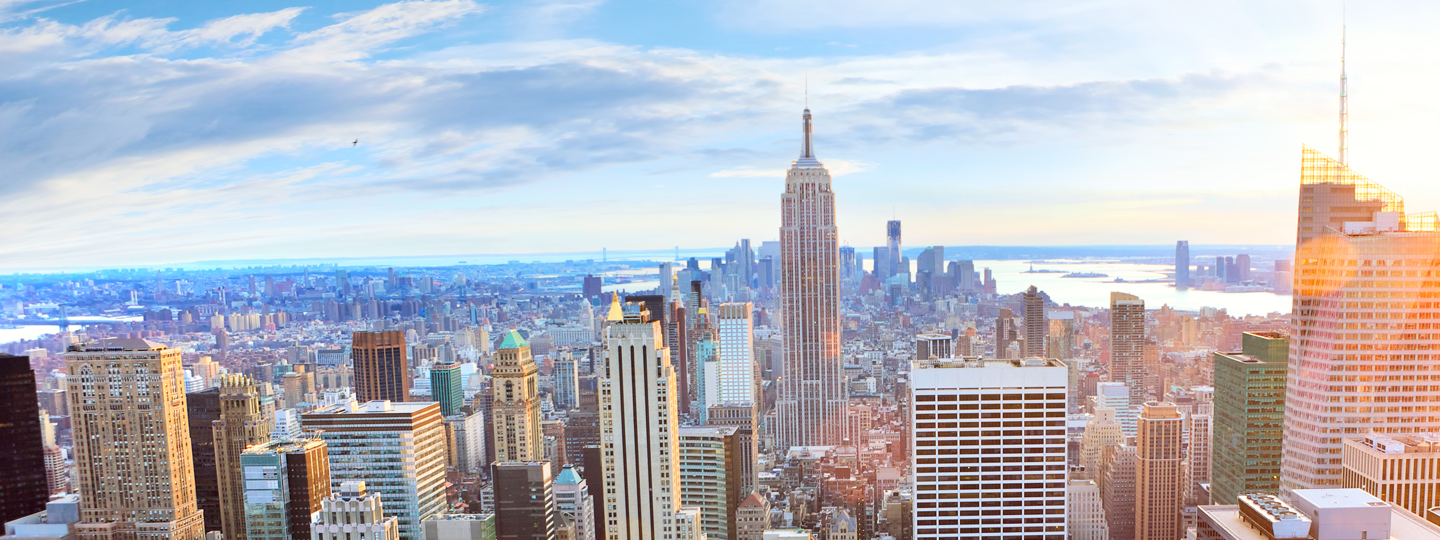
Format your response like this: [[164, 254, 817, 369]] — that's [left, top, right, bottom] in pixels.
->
[[352, 139, 359, 147]]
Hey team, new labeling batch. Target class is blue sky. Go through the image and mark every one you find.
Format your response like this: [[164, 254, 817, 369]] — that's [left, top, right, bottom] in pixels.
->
[[3, 0, 1439, 271]]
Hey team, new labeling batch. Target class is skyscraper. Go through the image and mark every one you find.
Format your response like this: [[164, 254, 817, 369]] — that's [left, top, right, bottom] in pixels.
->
[[554, 352, 579, 410], [714, 303, 756, 406], [1174, 241, 1189, 289], [430, 362, 463, 417], [1134, 402, 1182, 540], [352, 331, 410, 403], [677, 425, 742, 540], [493, 462, 557, 540], [1023, 285, 1045, 358], [303, 401, 447, 540], [1211, 331, 1287, 505], [1108, 292, 1146, 407], [186, 387, 223, 533], [215, 374, 274, 540], [492, 330, 543, 462], [1281, 146, 1440, 493], [65, 339, 206, 540], [313, 482, 400, 540], [553, 464, 596, 540], [240, 437, 331, 540], [910, 357, 1069, 540], [776, 108, 848, 449], [886, 220, 902, 279], [600, 307, 681, 540], [0, 354, 48, 523]]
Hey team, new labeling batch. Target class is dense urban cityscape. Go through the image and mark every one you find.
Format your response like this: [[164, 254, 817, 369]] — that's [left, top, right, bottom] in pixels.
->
[[3, 2, 1439, 540]]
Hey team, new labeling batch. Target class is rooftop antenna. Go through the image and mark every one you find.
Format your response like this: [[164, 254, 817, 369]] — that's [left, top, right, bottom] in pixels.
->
[[1339, 0, 1348, 166]]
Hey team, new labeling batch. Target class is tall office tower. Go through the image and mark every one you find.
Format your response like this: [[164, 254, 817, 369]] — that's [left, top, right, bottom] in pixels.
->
[[554, 353, 579, 410], [707, 404, 759, 495], [44, 444, 67, 495], [1046, 312, 1075, 360], [872, 247, 889, 278], [734, 493, 770, 540], [1079, 405, 1124, 480], [1235, 253, 1252, 282], [678, 426, 742, 540], [493, 330, 543, 462], [215, 374, 274, 540], [1213, 256, 1226, 281], [448, 409, 487, 475], [1095, 382, 1137, 438], [837, 247, 856, 280], [187, 387, 223, 532], [957, 260, 977, 292], [714, 303, 756, 406], [1174, 241, 1190, 289], [1023, 286, 1046, 358], [583, 275, 603, 301], [1099, 444, 1136, 540], [493, 462, 557, 540], [565, 390, 600, 466], [64, 339, 206, 540], [1211, 331, 1288, 504], [776, 108, 848, 450], [313, 482, 400, 540], [1108, 292, 1146, 407], [1282, 147, 1440, 494], [352, 331, 410, 403], [240, 437, 331, 540], [1065, 480, 1110, 540], [1187, 409, 1213, 505], [599, 308, 681, 540], [0, 354, 48, 522], [554, 465, 596, 540], [994, 308, 1018, 357], [659, 263, 675, 305], [1133, 402, 1182, 540], [303, 401, 447, 540], [886, 220, 902, 278], [1342, 434, 1440, 516], [910, 357, 1069, 540], [430, 362, 463, 417]]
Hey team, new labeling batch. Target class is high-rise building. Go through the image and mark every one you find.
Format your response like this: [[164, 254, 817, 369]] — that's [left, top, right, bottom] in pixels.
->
[[1023, 286, 1045, 358], [1187, 408, 1212, 505], [554, 352, 579, 410], [1099, 444, 1136, 540], [886, 220, 902, 279], [554, 464, 595, 540], [1078, 405, 1124, 480], [431, 362, 463, 417], [1095, 382, 1136, 438], [303, 401, 447, 540], [186, 387, 223, 533], [1108, 292, 1146, 407], [214, 374, 273, 540], [313, 482, 400, 540], [1212, 332, 1288, 505], [1134, 402, 1182, 540], [64, 339, 206, 540], [493, 462, 556, 540], [599, 308, 681, 540], [734, 493, 769, 540], [0, 354, 48, 523], [706, 403, 759, 496], [1174, 241, 1190, 289], [1065, 480, 1109, 540], [448, 409, 487, 475], [776, 108, 848, 450], [678, 425, 742, 540], [1235, 253, 1251, 282], [709, 303, 756, 416], [910, 357, 1069, 540], [492, 330, 543, 462], [352, 331, 410, 403], [1281, 147, 1440, 493], [1340, 434, 1440, 517], [240, 437, 331, 540]]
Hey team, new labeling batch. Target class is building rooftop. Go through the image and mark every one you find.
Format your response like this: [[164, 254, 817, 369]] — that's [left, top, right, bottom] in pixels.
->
[[914, 357, 1067, 369], [740, 492, 768, 508], [498, 330, 528, 350], [70, 338, 165, 352], [679, 425, 739, 437], [554, 464, 583, 486]]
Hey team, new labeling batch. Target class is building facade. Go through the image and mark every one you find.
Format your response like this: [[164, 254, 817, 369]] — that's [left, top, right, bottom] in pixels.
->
[[312, 482, 400, 540], [492, 331, 543, 462], [352, 331, 410, 403], [240, 437, 331, 540], [431, 363, 463, 417], [1211, 331, 1287, 505], [678, 426, 742, 540], [776, 108, 849, 450], [1108, 293, 1146, 407], [553, 465, 594, 540], [0, 353, 49, 523], [303, 401, 447, 540], [64, 339, 206, 540], [493, 462, 556, 540], [1134, 402, 1182, 540], [599, 310, 682, 540], [909, 357, 1068, 540], [215, 374, 274, 540]]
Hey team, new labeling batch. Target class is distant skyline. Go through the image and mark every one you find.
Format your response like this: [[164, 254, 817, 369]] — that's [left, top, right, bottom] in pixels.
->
[[3, 0, 1439, 270]]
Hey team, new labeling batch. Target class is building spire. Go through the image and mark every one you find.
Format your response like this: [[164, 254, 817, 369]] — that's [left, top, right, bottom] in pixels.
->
[[1339, 4, 1348, 166], [801, 108, 814, 159]]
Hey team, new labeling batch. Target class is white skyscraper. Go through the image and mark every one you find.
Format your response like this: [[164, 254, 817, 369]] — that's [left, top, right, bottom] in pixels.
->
[[554, 464, 595, 540], [714, 303, 756, 406], [776, 108, 848, 450], [600, 306, 681, 540], [910, 357, 1069, 540]]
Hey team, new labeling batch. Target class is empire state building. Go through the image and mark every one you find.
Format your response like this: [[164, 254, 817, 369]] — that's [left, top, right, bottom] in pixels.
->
[[776, 108, 849, 449]]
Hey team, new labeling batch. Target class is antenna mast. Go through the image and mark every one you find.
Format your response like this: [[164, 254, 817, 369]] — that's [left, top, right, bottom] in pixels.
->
[[1339, 4, 1348, 166]]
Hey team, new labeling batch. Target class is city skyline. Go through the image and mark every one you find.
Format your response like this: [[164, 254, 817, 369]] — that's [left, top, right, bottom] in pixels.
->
[[3, 1, 1438, 270]]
